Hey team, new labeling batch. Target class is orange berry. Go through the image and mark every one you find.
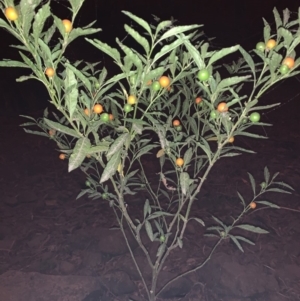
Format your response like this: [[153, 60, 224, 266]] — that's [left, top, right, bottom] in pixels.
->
[[195, 97, 202, 104], [249, 202, 256, 209], [49, 129, 56, 136], [93, 104, 103, 114], [228, 136, 234, 143], [266, 39, 276, 50], [109, 114, 114, 121], [127, 95, 136, 105], [217, 102, 228, 113], [282, 57, 295, 69], [45, 67, 55, 77], [62, 19, 73, 33], [84, 108, 90, 116], [59, 153, 66, 160], [176, 158, 184, 167], [159, 76, 170, 88], [173, 120, 180, 127], [5, 6, 18, 21]]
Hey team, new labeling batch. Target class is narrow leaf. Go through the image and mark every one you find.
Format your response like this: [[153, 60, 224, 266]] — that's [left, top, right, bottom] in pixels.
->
[[247, 172, 256, 195], [236, 224, 269, 234], [106, 133, 130, 160], [180, 172, 190, 196], [229, 235, 244, 252], [158, 25, 201, 42], [100, 150, 121, 183], [122, 11, 152, 35], [256, 201, 280, 209], [69, 137, 91, 172], [44, 118, 81, 138], [145, 220, 154, 241], [207, 45, 239, 66], [64, 68, 78, 119], [124, 24, 150, 54], [65, 63, 92, 92]]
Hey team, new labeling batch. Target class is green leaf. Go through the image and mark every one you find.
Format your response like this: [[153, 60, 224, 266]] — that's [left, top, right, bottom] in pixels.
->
[[220, 153, 241, 158], [212, 215, 226, 229], [155, 20, 172, 36], [33, 2, 51, 46], [256, 201, 280, 209], [98, 67, 107, 86], [158, 25, 201, 42], [177, 237, 183, 248], [122, 11, 152, 35], [38, 38, 52, 61], [20, 0, 39, 37], [183, 39, 205, 69], [263, 18, 271, 42], [263, 166, 270, 184], [43, 22, 56, 45], [216, 76, 251, 92], [23, 128, 49, 137], [196, 138, 212, 163], [229, 235, 244, 252], [235, 132, 267, 139], [87, 143, 110, 154], [116, 38, 143, 70], [236, 224, 268, 234], [0, 60, 30, 68], [144, 67, 165, 84], [239, 46, 255, 75], [147, 211, 174, 220], [143, 199, 150, 219], [106, 133, 130, 160], [124, 24, 150, 54], [156, 242, 166, 257], [68, 27, 102, 45], [190, 217, 205, 226], [145, 220, 154, 241], [269, 52, 282, 77], [19, 51, 38, 74], [265, 188, 292, 194], [237, 191, 245, 207], [153, 38, 185, 64], [44, 118, 81, 138], [135, 144, 157, 160], [247, 103, 280, 112], [273, 7, 282, 30], [64, 67, 78, 119], [272, 181, 294, 191], [65, 62, 92, 92], [234, 236, 255, 245], [247, 172, 256, 195], [207, 45, 239, 66], [183, 147, 193, 166], [85, 38, 121, 63], [100, 150, 121, 183], [0, 18, 15, 33], [68, 137, 91, 172], [180, 172, 190, 196], [16, 75, 38, 82], [279, 27, 294, 48]]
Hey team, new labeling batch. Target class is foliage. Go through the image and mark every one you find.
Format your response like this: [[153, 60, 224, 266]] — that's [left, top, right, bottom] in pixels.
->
[[0, 1, 299, 300]]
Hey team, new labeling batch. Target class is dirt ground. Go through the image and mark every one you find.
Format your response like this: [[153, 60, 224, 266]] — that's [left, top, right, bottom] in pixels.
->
[[0, 78, 300, 301]]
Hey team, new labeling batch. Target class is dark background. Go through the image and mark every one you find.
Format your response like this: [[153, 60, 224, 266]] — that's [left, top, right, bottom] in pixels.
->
[[0, 0, 299, 115]]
